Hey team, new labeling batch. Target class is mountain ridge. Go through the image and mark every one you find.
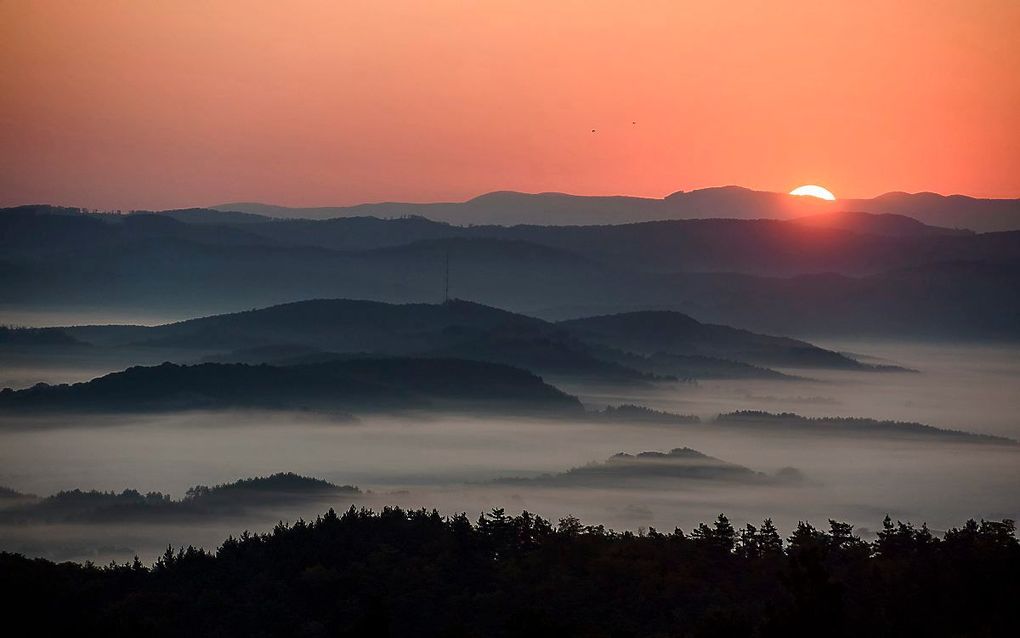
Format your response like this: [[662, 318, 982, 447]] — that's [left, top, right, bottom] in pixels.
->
[[210, 186, 1020, 231], [4, 205, 1018, 339]]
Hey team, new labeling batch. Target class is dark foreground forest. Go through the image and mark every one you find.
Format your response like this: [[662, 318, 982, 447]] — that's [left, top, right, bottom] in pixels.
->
[[2, 507, 1016, 637]]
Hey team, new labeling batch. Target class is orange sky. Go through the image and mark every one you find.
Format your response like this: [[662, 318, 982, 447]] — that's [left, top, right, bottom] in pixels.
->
[[1, 1, 1017, 210]]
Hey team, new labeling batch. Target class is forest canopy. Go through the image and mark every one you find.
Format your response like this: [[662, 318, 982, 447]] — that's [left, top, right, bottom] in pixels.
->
[[2, 506, 1016, 637]]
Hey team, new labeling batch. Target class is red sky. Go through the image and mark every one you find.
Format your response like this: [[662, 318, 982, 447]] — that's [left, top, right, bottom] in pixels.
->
[[1, 1, 1017, 210]]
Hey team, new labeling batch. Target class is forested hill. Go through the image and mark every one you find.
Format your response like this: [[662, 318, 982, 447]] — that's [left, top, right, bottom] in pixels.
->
[[557, 310, 878, 369], [715, 411, 1018, 445], [0, 359, 583, 415], [0, 473, 360, 524], [53, 298, 878, 378]]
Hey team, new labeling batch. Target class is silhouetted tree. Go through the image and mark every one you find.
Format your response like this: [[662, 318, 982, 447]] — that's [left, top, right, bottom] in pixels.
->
[[1, 509, 1017, 637]]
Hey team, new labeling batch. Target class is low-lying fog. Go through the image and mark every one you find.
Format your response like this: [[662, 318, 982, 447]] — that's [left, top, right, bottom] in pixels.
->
[[1, 340, 1018, 563], [567, 340, 1020, 438]]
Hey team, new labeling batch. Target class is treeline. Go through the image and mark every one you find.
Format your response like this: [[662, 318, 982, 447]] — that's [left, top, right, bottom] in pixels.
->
[[717, 410, 1018, 445], [596, 403, 701, 424], [2, 508, 1016, 636]]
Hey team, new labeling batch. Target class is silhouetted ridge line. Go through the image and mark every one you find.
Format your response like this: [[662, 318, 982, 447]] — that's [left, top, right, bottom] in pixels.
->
[[53, 298, 875, 379], [0, 358, 583, 415], [716, 411, 1017, 445], [0, 473, 360, 524], [0, 326, 83, 346], [559, 310, 889, 370], [595, 404, 701, 424], [494, 445, 792, 486], [209, 187, 1020, 231]]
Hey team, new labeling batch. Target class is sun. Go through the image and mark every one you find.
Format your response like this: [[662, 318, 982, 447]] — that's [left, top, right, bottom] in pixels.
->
[[789, 184, 836, 200]]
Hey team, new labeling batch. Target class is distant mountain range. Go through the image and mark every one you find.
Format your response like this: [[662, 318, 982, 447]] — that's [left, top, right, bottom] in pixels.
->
[[211, 186, 1020, 232], [2, 199, 1018, 339]]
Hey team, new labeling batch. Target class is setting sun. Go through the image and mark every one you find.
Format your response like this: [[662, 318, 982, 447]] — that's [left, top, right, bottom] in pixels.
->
[[789, 185, 836, 200]]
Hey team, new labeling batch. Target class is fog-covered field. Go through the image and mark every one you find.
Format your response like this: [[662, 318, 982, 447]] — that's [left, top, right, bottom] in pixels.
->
[[1, 340, 1017, 564]]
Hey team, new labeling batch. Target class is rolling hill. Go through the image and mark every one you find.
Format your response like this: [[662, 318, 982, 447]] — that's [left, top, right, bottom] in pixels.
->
[[558, 311, 882, 370], [714, 411, 1017, 445], [0, 473, 360, 524], [494, 447, 794, 486], [0, 358, 583, 415], [51, 299, 884, 380]]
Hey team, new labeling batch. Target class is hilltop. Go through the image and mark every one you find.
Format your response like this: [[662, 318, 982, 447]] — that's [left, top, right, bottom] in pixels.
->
[[0, 358, 583, 415], [495, 446, 795, 486], [0, 473, 359, 524], [49, 298, 891, 382]]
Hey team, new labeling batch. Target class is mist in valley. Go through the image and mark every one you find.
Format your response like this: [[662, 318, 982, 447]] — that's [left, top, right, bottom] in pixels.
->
[[2, 339, 1017, 564]]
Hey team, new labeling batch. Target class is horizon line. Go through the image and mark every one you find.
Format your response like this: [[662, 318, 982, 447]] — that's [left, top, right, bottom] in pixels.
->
[[5, 185, 1018, 213]]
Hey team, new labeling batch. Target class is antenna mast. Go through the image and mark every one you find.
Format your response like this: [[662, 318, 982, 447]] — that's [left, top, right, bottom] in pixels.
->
[[444, 249, 450, 304]]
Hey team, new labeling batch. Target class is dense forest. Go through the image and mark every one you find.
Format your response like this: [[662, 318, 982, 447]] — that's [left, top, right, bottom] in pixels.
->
[[2, 507, 1015, 636]]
